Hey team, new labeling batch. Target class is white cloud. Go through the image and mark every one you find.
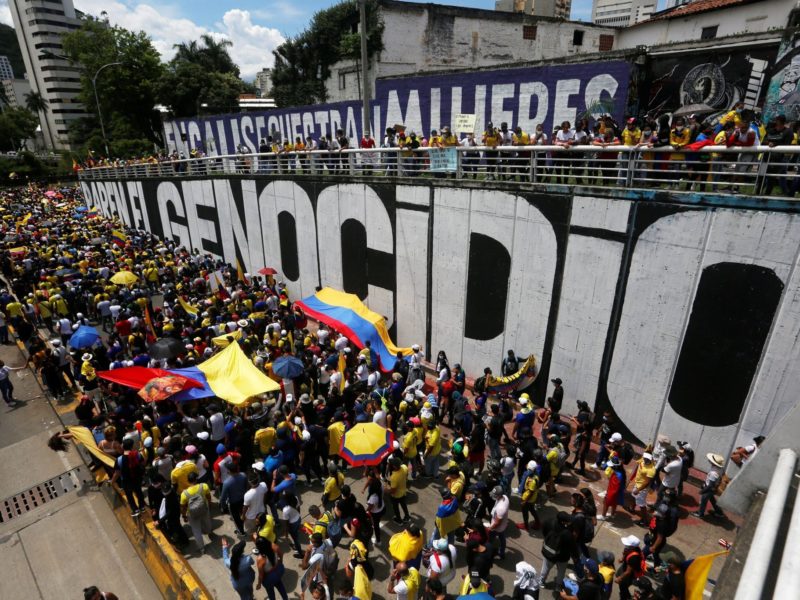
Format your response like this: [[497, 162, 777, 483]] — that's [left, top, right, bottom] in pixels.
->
[[0, 1, 13, 27], [72, 1, 284, 79]]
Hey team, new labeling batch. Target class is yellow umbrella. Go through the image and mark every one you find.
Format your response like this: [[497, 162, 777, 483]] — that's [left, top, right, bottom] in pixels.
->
[[110, 270, 138, 285], [339, 422, 395, 466]]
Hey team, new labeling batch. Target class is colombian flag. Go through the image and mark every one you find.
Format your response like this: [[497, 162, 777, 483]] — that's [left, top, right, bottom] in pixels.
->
[[178, 296, 198, 316], [685, 551, 728, 600], [296, 287, 414, 371], [111, 230, 127, 247], [87, 207, 99, 218], [236, 258, 249, 285]]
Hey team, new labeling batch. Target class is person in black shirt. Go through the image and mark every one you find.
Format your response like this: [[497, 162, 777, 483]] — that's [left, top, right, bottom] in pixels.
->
[[550, 378, 564, 413], [657, 553, 686, 600], [465, 537, 494, 582], [559, 558, 602, 600]]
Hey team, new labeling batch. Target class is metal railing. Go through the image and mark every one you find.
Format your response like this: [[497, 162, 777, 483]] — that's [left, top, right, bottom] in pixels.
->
[[77, 145, 800, 198]]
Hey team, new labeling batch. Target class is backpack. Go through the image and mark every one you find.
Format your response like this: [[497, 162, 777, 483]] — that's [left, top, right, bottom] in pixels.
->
[[185, 486, 209, 519], [118, 451, 144, 481], [627, 548, 646, 579], [555, 444, 568, 469], [474, 376, 487, 394], [327, 514, 343, 547], [541, 528, 564, 561], [664, 506, 680, 537], [620, 442, 635, 465]]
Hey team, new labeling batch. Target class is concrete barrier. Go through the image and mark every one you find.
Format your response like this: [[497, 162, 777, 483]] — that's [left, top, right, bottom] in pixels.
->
[[100, 481, 211, 600]]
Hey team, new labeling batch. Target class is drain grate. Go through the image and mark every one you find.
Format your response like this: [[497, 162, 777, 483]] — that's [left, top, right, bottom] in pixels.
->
[[0, 465, 93, 523]]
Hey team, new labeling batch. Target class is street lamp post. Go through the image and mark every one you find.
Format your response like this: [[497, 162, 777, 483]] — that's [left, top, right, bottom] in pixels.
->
[[358, 0, 371, 139], [91, 61, 124, 157]]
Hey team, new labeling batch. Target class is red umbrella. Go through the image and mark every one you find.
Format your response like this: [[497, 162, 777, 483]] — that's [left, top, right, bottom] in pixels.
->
[[258, 267, 277, 275], [138, 375, 202, 402]]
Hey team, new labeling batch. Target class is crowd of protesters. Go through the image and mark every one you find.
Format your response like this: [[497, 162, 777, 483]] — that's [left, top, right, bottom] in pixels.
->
[[0, 183, 759, 600], [76, 104, 800, 195]]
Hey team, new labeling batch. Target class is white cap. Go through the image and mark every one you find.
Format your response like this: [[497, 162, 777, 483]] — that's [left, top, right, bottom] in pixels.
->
[[252, 461, 265, 472], [526, 460, 538, 471], [610, 432, 622, 443], [642, 452, 653, 461], [621, 535, 640, 547], [412, 344, 420, 351], [302, 430, 311, 442], [285, 394, 293, 403]]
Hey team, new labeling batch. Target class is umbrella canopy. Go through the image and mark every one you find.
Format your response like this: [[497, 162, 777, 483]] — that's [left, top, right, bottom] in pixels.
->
[[54, 268, 79, 277], [672, 103, 715, 118], [110, 270, 138, 285], [148, 337, 186, 359], [138, 375, 202, 402], [90, 237, 104, 245], [44, 191, 57, 198], [258, 267, 278, 275], [68, 325, 101, 349], [272, 355, 305, 379], [457, 594, 494, 600], [339, 423, 394, 466]]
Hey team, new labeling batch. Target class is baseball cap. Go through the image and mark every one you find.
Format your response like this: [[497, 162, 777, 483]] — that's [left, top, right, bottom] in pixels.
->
[[610, 432, 622, 443], [621, 535, 640, 547]]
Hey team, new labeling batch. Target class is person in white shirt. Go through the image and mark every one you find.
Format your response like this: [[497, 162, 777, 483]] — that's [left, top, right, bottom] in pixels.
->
[[208, 407, 226, 442], [426, 538, 456, 590], [282, 494, 304, 557], [58, 317, 72, 344], [554, 121, 577, 185], [659, 449, 683, 503], [488, 486, 510, 560], [316, 325, 329, 347], [366, 365, 380, 389], [356, 356, 369, 382], [242, 475, 268, 533]]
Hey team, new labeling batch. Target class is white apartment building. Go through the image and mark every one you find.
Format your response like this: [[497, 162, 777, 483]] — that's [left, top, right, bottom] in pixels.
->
[[495, 0, 572, 20], [0, 55, 14, 80], [591, 0, 655, 27], [3, 77, 32, 108], [254, 68, 272, 99], [9, 0, 87, 150]]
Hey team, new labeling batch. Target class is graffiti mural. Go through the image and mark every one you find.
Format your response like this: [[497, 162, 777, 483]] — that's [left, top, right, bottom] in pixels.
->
[[79, 176, 800, 469], [643, 46, 777, 119], [763, 30, 800, 121]]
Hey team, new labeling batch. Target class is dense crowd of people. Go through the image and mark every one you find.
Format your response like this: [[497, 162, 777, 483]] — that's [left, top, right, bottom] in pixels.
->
[[0, 182, 758, 600], [77, 104, 798, 195]]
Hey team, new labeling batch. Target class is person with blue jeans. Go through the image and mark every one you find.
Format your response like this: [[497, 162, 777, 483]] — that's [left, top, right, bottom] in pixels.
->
[[222, 538, 255, 600], [281, 494, 304, 558], [0, 360, 25, 405]]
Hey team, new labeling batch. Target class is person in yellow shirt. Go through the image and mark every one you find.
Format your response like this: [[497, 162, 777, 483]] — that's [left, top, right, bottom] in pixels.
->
[[598, 551, 616, 598], [482, 122, 500, 180], [517, 460, 541, 531], [711, 121, 736, 191], [423, 420, 441, 478], [441, 127, 458, 147], [428, 130, 443, 148], [388, 457, 410, 523], [629, 452, 656, 525], [322, 466, 344, 509], [444, 465, 465, 501], [308, 504, 333, 536], [171, 458, 199, 494], [327, 418, 346, 466], [254, 426, 276, 457], [669, 117, 691, 189], [179, 471, 212, 551]]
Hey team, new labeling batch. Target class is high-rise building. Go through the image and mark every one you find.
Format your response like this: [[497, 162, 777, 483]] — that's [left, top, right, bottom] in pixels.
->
[[591, 0, 655, 26], [254, 68, 272, 99], [9, 0, 88, 150], [0, 56, 14, 80], [3, 77, 32, 108], [496, 0, 572, 20]]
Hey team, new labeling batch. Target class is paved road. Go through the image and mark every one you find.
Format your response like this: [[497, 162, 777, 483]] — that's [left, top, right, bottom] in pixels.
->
[[0, 341, 161, 600]]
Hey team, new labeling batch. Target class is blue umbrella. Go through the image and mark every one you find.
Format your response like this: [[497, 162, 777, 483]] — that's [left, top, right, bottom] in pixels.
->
[[272, 355, 305, 379], [457, 594, 494, 600], [68, 325, 101, 349]]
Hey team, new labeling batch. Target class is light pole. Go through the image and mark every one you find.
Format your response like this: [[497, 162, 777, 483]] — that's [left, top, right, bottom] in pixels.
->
[[91, 61, 124, 157], [358, 0, 371, 139], [40, 52, 123, 157]]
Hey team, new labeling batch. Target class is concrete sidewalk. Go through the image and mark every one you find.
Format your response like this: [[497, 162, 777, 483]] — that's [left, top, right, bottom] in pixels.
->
[[0, 342, 161, 600]]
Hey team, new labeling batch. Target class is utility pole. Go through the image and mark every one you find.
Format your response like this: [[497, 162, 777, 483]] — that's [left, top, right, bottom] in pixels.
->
[[359, 0, 371, 139]]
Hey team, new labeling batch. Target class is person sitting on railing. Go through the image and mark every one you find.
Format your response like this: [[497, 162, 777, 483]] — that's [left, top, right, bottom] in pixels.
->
[[728, 118, 758, 194], [760, 115, 794, 196]]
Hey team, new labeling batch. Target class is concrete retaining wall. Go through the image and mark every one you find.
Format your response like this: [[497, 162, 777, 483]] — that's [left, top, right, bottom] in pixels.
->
[[79, 176, 800, 469]]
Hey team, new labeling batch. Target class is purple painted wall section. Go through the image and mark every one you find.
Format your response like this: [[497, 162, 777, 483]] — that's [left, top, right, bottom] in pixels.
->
[[163, 60, 631, 156]]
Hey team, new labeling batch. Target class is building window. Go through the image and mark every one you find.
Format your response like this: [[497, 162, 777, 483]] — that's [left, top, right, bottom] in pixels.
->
[[701, 25, 718, 39], [523, 25, 537, 40], [572, 30, 584, 46], [599, 34, 614, 51], [338, 72, 346, 90]]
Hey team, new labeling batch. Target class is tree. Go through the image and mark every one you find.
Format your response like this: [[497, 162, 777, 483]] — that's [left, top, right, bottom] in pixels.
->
[[271, 0, 384, 107], [0, 107, 38, 151], [23, 91, 47, 136], [157, 35, 249, 119], [61, 16, 165, 156]]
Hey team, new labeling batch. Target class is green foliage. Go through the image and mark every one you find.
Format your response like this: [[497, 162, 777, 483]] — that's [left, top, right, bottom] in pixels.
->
[[61, 16, 165, 155], [271, 0, 384, 107], [0, 152, 73, 186], [0, 24, 26, 78], [157, 35, 250, 119], [0, 107, 38, 151]]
